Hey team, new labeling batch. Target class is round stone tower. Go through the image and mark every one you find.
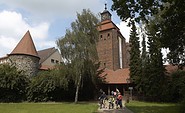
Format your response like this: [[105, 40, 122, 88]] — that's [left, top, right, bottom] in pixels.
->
[[8, 30, 40, 76]]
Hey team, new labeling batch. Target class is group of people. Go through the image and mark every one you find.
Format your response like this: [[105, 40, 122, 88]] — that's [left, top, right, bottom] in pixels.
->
[[98, 89, 123, 109]]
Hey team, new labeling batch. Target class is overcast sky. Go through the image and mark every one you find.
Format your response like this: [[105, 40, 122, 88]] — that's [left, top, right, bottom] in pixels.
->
[[0, 0, 131, 57]]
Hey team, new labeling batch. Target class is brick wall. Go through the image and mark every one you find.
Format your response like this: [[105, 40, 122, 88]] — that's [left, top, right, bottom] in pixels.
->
[[97, 27, 130, 70]]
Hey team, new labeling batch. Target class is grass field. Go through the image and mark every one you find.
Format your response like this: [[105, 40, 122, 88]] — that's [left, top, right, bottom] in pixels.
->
[[0, 102, 98, 113], [126, 100, 180, 113]]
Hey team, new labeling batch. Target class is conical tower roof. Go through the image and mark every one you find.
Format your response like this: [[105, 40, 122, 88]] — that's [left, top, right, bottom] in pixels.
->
[[10, 30, 39, 57]]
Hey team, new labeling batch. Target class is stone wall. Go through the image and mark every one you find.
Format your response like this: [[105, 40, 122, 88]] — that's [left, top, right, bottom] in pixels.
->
[[8, 54, 40, 76]]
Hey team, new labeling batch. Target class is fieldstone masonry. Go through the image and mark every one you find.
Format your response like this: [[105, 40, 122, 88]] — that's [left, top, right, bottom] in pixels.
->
[[8, 54, 40, 76]]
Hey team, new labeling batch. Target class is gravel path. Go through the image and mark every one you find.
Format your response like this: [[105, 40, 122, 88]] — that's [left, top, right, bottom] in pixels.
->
[[97, 100, 134, 113]]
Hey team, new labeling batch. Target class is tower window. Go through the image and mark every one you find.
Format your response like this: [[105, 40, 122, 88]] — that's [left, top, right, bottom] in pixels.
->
[[100, 35, 103, 40], [104, 63, 106, 68], [107, 33, 110, 38]]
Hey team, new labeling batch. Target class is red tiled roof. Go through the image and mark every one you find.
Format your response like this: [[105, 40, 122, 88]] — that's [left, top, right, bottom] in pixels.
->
[[101, 68, 130, 84], [10, 30, 39, 58], [165, 65, 185, 73], [98, 20, 119, 32], [97, 20, 124, 39], [39, 65, 55, 70]]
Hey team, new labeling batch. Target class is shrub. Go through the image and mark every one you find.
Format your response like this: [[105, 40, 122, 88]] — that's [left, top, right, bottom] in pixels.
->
[[170, 71, 185, 102], [27, 69, 68, 102], [0, 64, 29, 102]]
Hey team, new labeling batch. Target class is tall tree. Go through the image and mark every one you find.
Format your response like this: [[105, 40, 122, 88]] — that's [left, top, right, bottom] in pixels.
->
[[141, 29, 147, 73], [159, 1, 185, 68], [112, 0, 162, 23], [129, 21, 142, 86], [57, 9, 100, 103], [137, 27, 148, 93], [112, 0, 185, 67], [145, 27, 166, 100]]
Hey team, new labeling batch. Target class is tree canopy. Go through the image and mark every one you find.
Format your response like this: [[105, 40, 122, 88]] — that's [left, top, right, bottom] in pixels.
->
[[112, 0, 185, 67], [57, 9, 102, 103], [129, 21, 142, 83]]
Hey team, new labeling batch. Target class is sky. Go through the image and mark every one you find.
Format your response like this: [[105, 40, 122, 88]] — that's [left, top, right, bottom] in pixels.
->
[[0, 0, 131, 57]]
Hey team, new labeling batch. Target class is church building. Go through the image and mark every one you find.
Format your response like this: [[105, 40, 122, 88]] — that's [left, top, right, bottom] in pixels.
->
[[97, 4, 130, 95]]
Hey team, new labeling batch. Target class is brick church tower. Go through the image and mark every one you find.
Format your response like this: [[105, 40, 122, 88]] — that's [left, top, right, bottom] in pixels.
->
[[97, 4, 129, 70]]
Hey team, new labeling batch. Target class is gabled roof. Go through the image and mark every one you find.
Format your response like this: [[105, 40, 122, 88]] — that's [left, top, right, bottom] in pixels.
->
[[101, 68, 130, 84], [37, 47, 57, 64], [10, 30, 39, 58]]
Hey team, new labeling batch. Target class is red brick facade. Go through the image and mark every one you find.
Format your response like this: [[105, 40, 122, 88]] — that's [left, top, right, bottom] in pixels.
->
[[97, 9, 129, 71]]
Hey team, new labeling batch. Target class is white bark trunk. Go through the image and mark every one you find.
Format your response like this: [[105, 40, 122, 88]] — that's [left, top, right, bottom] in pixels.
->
[[75, 75, 82, 103]]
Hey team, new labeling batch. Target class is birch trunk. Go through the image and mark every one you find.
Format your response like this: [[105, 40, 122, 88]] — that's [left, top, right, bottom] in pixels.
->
[[75, 75, 82, 103]]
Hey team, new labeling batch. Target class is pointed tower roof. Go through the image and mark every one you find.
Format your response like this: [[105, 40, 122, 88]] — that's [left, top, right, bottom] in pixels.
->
[[10, 30, 39, 58]]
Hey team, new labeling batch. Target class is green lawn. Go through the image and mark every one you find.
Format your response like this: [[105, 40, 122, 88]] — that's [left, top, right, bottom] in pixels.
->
[[0, 102, 98, 113], [126, 101, 180, 113]]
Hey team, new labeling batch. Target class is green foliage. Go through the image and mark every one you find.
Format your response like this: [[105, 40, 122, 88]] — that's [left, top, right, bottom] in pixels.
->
[[129, 21, 142, 87], [142, 28, 166, 101], [112, 0, 163, 23], [0, 64, 29, 102], [27, 69, 68, 102], [170, 71, 185, 102], [112, 0, 185, 66], [137, 30, 148, 93], [170, 70, 185, 113], [159, 1, 185, 66], [57, 9, 102, 102]]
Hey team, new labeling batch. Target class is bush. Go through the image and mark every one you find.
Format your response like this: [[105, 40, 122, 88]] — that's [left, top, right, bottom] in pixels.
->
[[170, 71, 185, 102], [27, 69, 68, 102], [0, 64, 29, 102], [161, 70, 185, 113]]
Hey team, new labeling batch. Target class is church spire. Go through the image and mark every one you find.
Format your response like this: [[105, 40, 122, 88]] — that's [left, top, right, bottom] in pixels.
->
[[101, 3, 112, 21]]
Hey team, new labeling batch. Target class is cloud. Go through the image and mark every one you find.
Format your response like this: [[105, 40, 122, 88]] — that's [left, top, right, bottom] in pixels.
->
[[116, 21, 131, 42], [0, 10, 53, 57], [0, 0, 103, 20], [0, 0, 110, 57]]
